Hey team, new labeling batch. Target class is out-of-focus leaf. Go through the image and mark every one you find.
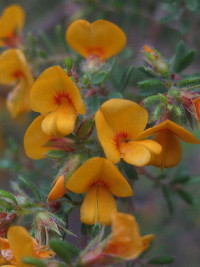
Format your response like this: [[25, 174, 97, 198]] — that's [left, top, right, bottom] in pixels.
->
[[186, 176, 200, 185], [108, 92, 123, 99], [91, 71, 109, 85], [185, 0, 198, 11], [86, 94, 100, 114], [23, 257, 47, 267], [177, 189, 194, 205], [162, 187, 174, 214], [118, 161, 138, 181], [120, 65, 134, 92], [50, 238, 80, 264], [0, 190, 18, 205], [18, 175, 42, 202], [45, 149, 68, 159], [171, 175, 190, 184], [148, 255, 175, 264]]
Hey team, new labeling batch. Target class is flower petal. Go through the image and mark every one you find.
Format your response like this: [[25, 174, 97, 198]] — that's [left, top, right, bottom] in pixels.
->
[[47, 175, 67, 201], [80, 184, 117, 225], [66, 20, 126, 60], [151, 131, 182, 168], [104, 212, 152, 259], [7, 226, 34, 267], [66, 157, 133, 197], [30, 66, 86, 115], [24, 115, 54, 159], [0, 5, 25, 43], [139, 119, 199, 144], [95, 99, 148, 163], [119, 141, 153, 166]]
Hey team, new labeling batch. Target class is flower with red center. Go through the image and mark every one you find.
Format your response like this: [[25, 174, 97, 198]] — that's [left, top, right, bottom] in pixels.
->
[[138, 119, 199, 168], [0, 5, 25, 48], [66, 157, 133, 225], [95, 99, 162, 167], [30, 66, 86, 137], [0, 49, 34, 118], [0, 226, 54, 267], [66, 20, 127, 62], [80, 212, 154, 265]]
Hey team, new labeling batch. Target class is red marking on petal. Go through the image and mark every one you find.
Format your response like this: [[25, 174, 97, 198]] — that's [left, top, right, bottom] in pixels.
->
[[114, 132, 128, 149], [54, 92, 72, 105]]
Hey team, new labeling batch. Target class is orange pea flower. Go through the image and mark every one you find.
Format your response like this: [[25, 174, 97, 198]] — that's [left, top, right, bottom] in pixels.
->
[[24, 115, 55, 160], [30, 66, 86, 137], [0, 49, 34, 118], [80, 212, 154, 265], [139, 119, 199, 168], [0, 5, 25, 48], [95, 99, 162, 167], [66, 157, 133, 225], [47, 175, 67, 201], [0, 226, 53, 267], [66, 20, 126, 61]]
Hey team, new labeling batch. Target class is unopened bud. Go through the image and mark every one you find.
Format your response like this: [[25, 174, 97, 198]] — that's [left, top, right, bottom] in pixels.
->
[[75, 116, 95, 140]]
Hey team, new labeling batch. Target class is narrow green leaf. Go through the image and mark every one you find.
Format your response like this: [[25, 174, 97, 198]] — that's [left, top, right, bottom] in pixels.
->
[[173, 50, 195, 73], [171, 175, 190, 184], [162, 187, 174, 214], [0, 199, 14, 211], [138, 78, 167, 96], [50, 238, 80, 264], [0, 190, 18, 205], [186, 176, 200, 185], [177, 76, 200, 87], [185, 0, 197, 11], [120, 65, 134, 92], [86, 94, 100, 114], [148, 255, 175, 264], [18, 175, 42, 202], [138, 66, 161, 78], [108, 92, 123, 99], [177, 189, 194, 205], [45, 149, 68, 159], [23, 257, 47, 267], [40, 32, 54, 53], [91, 71, 109, 85]]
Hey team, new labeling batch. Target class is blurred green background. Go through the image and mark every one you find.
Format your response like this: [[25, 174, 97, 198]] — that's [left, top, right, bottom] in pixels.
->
[[0, 0, 200, 266]]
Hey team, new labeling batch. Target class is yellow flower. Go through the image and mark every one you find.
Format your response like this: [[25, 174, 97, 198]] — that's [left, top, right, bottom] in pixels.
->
[[24, 115, 56, 160], [80, 212, 154, 265], [193, 97, 200, 121], [30, 66, 86, 137], [0, 5, 25, 48], [0, 49, 34, 118], [66, 20, 126, 61], [0, 226, 53, 267], [66, 157, 133, 225], [139, 119, 199, 168], [95, 99, 162, 166], [47, 175, 67, 201], [104, 212, 154, 259]]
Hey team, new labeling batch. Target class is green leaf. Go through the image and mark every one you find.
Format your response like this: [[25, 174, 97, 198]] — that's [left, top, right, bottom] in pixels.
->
[[45, 149, 68, 159], [0, 199, 14, 211], [23, 257, 47, 267], [108, 92, 123, 99], [50, 238, 80, 264], [177, 189, 194, 205], [171, 175, 190, 184], [138, 79, 168, 96], [186, 176, 200, 185], [173, 43, 195, 73], [162, 187, 174, 214], [86, 94, 100, 114], [120, 65, 134, 92], [138, 66, 161, 78], [91, 71, 109, 85], [0, 190, 18, 205], [18, 175, 42, 202], [185, 0, 198, 11], [177, 76, 200, 87], [148, 255, 175, 264], [118, 161, 138, 181]]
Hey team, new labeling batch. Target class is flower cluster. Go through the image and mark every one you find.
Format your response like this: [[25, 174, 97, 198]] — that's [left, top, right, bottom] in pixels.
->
[[0, 4, 200, 267]]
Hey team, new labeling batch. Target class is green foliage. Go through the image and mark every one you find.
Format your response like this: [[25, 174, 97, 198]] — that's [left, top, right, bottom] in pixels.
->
[[23, 257, 47, 267], [91, 71, 110, 85], [148, 255, 175, 264], [172, 41, 195, 73], [45, 150, 69, 159], [50, 238, 80, 264], [0, 189, 18, 205], [138, 78, 168, 96], [120, 65, 134, 92], [162, 187, 174, 214], [177, 189, 194, 205]]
